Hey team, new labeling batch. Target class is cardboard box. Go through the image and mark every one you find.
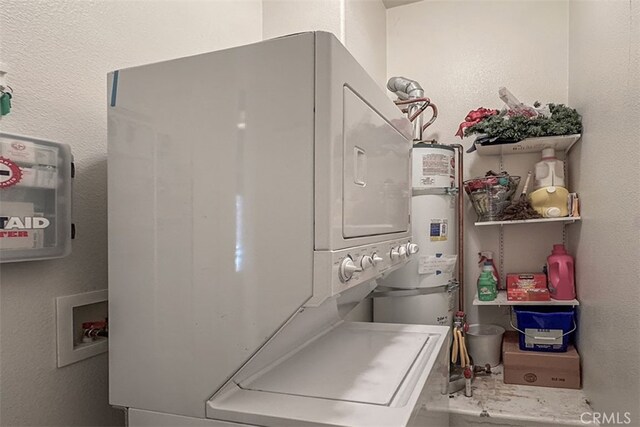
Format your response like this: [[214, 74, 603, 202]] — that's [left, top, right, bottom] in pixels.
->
[[503, 331, 581, 389], [507, 273, 549, 301], [507, 273, 547, 290]]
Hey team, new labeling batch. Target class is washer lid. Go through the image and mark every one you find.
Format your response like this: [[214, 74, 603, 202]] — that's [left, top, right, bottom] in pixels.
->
[[238, 322, 430, 405]]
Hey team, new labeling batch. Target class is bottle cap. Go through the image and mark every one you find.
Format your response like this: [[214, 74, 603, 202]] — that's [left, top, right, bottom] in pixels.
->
[[541, 148, 556, 159], [552, 244, 567, 253]]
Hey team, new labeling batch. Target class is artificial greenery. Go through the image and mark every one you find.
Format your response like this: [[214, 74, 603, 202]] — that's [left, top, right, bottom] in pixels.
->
[[464, 104, 582, 141]]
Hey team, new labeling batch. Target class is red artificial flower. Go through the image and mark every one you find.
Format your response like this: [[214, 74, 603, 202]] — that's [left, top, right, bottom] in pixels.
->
[[455, 108, 499, 138]]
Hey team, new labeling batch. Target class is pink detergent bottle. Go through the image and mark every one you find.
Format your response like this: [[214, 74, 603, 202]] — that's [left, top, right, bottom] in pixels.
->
[[547, 244, 576, 300]]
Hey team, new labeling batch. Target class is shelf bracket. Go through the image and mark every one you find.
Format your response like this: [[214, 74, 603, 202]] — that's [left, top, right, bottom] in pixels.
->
[[499, 226, 505, 288]]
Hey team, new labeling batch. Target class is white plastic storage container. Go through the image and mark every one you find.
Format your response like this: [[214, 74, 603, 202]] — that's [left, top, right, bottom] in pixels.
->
[[0, 133, 74, 262]]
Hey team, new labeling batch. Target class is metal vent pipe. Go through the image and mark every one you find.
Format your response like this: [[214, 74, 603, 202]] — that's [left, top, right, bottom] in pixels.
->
[[387, 76, 424, 141]]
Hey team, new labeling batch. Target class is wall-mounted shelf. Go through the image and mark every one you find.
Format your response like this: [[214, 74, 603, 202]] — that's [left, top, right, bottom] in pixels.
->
[[475, 216, 581, 226], [474, 134, 581, 156], [473, 291, 579, 306]]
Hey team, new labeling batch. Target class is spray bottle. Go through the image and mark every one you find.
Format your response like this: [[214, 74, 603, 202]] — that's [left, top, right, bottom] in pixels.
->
[[483, 262, 498, 299], [479, 251, 501, 289]]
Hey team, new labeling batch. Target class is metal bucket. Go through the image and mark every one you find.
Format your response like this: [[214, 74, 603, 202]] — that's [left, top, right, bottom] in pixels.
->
[[466, 324, 505, 367]]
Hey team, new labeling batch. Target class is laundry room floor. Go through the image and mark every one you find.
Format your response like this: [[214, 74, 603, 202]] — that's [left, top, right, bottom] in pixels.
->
[[448, 366, 593, 427]]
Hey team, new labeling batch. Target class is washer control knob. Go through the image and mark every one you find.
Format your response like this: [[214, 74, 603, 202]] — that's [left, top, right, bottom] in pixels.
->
[[390, 247, 400, 261], [406, 243, 419, 255], [359, 255, 374, 270], [339, 257, 362, 282], [372, 253, 384, 265], [398, 246, 407, 257]]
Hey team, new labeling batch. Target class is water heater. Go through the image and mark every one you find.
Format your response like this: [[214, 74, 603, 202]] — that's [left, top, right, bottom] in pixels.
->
[[375, 143, 458, 326]]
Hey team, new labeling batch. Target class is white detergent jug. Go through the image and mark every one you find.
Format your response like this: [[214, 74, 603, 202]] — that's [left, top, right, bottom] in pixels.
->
[[534, 148, 565, 189]]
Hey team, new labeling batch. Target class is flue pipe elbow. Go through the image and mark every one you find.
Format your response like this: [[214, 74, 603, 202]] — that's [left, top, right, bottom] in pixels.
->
[[387, 76, 424, 100]]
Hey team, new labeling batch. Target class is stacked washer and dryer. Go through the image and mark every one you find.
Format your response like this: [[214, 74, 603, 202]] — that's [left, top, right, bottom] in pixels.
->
[[107, 32, 451, 427]]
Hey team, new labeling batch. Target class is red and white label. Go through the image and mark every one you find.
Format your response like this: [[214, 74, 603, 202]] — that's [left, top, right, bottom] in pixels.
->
[[0, 157, 22, 189], [0, 230, 29, 238]]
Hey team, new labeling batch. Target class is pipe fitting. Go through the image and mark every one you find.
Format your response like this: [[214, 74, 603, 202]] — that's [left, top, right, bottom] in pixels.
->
[[387, 76, 424, 100], [388, 76, 427, 140]]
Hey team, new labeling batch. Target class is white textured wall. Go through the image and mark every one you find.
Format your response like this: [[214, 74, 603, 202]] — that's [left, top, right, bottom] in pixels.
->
[[568, 1, 640, 422], [387, 0, 569, 326], [263, 0, 345, 41], [345, 0, 387, 88], [262, 0, 386, 87], [0, 1, 262, 425]]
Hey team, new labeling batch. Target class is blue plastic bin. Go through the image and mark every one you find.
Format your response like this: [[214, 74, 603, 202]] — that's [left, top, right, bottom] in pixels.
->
[[512, 306, 576, 352]]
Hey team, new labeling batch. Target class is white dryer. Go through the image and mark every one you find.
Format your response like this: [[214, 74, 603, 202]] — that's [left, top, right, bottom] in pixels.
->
[[108, 32, 449, 427]]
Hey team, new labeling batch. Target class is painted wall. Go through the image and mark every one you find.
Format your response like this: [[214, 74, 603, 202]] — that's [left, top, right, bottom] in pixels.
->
[[262, 0, 345, 41], [0, 1, 262, 425], [262, 0, 387, 88], [386, 0, 570, 326], [345, 0, 387, 88], [568, 1, 640, 423]]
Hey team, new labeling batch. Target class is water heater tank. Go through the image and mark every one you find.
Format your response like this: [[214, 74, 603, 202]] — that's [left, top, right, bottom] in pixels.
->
[[374, 143, 457, 326]]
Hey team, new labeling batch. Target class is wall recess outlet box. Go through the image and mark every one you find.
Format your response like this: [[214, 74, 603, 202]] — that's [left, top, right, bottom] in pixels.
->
[[56, 289, 108, 367]]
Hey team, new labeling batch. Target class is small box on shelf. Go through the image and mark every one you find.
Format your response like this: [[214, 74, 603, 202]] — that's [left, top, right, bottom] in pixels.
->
[[507, 273, 550, 302]]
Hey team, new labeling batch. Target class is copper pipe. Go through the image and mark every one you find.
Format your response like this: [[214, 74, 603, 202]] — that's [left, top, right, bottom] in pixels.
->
[[408, 101, 431, 122], [421, 104, 438, 131], [448, 144, 465, 312], [394, 96, 439, 141], [394, 97, 432, 121], [394, 97, 431, 106]]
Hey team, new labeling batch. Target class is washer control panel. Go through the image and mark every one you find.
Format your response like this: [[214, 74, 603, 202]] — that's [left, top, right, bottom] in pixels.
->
[[310, 238, 417, 304]]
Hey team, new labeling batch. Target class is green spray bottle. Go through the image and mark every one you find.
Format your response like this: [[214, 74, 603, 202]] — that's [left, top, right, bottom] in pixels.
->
[[477, 270, 497, 301]]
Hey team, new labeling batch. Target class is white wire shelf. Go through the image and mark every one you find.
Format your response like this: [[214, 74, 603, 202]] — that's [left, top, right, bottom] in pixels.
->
[[474, 134, 581, 156], [474, 216, 580, 226], [473, 291, 579, 306]]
